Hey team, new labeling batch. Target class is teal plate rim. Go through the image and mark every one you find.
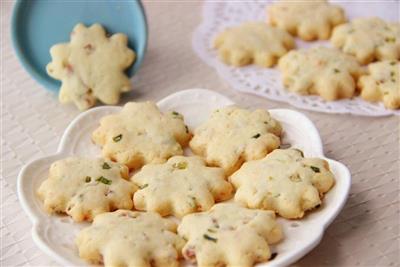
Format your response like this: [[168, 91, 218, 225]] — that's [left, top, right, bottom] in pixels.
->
[[11, 0, 148, 92]]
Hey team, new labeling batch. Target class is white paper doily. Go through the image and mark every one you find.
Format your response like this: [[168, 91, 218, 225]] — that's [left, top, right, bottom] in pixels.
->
[[192, 0, 400, 116]]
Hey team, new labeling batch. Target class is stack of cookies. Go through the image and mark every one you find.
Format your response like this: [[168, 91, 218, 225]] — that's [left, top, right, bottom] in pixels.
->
[[213, 0, 400, 109], [37, 102, 335, 267]]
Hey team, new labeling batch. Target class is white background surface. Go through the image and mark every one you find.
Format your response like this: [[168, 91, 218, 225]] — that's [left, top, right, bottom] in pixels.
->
[[1, 1, 399, 266]]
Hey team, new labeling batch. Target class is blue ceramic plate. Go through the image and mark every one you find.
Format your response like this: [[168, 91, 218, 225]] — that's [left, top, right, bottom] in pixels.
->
[[11, 0, 148, 92]]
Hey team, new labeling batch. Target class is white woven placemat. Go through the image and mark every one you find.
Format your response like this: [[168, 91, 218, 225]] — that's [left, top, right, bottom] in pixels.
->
[[1, 1, 399, 266]]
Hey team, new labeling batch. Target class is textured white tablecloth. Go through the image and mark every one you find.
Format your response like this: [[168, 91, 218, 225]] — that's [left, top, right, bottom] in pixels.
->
[[1, 1, 399, 266]]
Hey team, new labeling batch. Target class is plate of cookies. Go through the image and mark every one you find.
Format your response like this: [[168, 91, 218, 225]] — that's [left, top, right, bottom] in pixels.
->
[[193, 0, 400, 116], [18, 88, 351, 267]]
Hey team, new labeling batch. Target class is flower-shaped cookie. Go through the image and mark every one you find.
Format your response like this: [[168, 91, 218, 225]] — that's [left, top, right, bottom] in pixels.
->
[[278, 46, 364, 101], [358, 60, 400, 109], [37, 157, 137, 222], [92, 102, 191, 170], [46, 23, 135, 110], [268, 0, 346, 41], [131, 156, 232, 217], [190, 106, 282, 175], [76, 210, 184, 267], [213, 22, 295, 67], [178, 203, 283, 267], [331, 17, 400, 64], [230, 149, 335, 219]]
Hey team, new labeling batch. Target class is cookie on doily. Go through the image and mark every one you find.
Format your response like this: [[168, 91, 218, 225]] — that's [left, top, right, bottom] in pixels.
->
[[358, 60, 400, 109], [267, 0, 346, 41], [213, 22, 295, 67], [331, 17, 400, 64], [278, 46, 364, 101]]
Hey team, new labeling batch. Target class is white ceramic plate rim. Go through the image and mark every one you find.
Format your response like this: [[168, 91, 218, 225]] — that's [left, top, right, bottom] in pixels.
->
[[17, 88, 351, 267]]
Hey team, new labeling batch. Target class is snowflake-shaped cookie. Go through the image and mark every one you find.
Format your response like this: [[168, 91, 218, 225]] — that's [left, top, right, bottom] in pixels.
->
[[92, 102, 191, 170], [267, 0, 346, 41], [76, 210, 184, 267], [229, 149, 335, 219], [278, 46, 364, 101], [37, 157, 137, 222], [213, 22, 295, 67], [178, 203, 283, 267], [331, 17, 400, 64], [46, 23, 135, 110], [131, 156, 232, 217], [190, 106, 282, 175], [358, 60, 400, 109]]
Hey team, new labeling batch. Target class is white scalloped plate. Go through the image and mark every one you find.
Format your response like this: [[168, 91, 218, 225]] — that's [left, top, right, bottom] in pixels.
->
[[17, 89, 351, 267]]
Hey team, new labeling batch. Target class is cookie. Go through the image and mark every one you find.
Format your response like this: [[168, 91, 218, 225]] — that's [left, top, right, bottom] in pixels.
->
[[229, 149, 335, 219], [358, 60, 400, 109], [178, 203, 283, 267], [76, 210, 184, 267], [213, 22, 295, 67], [190, 106, 282, 175], [278, 46, 364, 100], [131, 156, 232, 217], [46, 23, 135, 110], [331, 17, 400, 64], [268, 0, 346, 41], [37, 157, 136, 222], [92, 102, 191, 170]]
